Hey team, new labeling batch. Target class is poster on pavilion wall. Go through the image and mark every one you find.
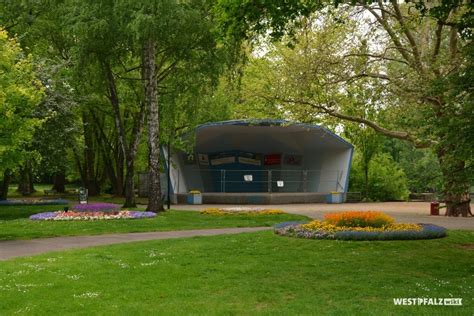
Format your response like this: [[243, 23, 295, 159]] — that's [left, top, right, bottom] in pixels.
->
[[238, 152, 262, 166], [210, 152, 236, 166], [264, 154, 281, 165]]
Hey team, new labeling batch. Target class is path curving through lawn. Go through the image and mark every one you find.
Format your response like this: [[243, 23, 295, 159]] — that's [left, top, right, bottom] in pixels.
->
[[0, 227, 271, 261]]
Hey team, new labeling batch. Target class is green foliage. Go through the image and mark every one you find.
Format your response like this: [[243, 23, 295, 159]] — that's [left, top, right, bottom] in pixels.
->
[[426, 43, 474, 195], [388, 141, 443, 193], [32, 58, 80, 178], [0, 29, 43, 175], [350, 153, 409, 201], [215, 0, 322, 43]]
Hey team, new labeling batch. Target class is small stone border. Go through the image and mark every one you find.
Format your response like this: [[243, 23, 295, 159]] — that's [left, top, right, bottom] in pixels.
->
[[274, 222, 447, 241]]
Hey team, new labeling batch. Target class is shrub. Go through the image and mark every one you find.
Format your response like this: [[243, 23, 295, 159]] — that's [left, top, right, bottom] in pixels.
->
[[349, 153, 409, 201], [324, 211, 394, 228]]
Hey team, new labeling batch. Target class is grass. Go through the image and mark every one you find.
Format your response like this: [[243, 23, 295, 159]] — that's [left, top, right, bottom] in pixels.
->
[[7, 184, 79, 198], [0, 205, 308, 240], [0, 230, 473, 315], [6, 184, 150, 204]]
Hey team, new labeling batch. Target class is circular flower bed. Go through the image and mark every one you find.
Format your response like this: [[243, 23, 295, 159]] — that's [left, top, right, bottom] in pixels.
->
[[30, 210, 156, 221], [274, 211, 447, 241], [201, 207, 285, 216], [72, 202, 120, 212]]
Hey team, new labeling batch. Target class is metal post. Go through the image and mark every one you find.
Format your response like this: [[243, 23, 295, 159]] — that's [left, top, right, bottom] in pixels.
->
[[220, 170, 223, 192], [268, 170, 272, 192], [167, 141, 171, 210], [303, 170, 308, 192], [221, 169, 226, 193]]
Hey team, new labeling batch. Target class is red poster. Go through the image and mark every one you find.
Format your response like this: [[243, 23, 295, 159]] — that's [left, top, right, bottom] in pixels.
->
[[264, 154, 281, 165]]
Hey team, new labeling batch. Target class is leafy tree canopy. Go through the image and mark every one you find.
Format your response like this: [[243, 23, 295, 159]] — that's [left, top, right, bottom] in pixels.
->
[[0, 29, 44, 175]]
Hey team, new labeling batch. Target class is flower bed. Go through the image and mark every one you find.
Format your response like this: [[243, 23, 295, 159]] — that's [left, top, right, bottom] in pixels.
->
[[29, 210, 156, 221], [274, 211, 447, 241], [324, 211, 394, 228], [0, 199, 69, 206], [201, 207, 285, 216], [72, 202, 120, 212]]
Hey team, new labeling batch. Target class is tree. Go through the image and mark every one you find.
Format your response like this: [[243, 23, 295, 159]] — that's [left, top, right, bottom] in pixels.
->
[[350, 152, 409, 201], [32, 58, 80, 193], [60, 0, 147, 205], [344, 125, 383, 200], [0, 29, 43, 200], [122, 0, 227, 212], [384, 139, 443, 194], [218, 2, 473, 216]]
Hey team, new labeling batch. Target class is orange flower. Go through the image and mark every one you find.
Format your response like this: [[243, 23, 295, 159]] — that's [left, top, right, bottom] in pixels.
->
[[324, 211, 394, 228]]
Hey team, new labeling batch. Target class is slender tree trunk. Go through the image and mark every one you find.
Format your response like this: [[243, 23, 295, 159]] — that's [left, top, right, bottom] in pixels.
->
[[123, 159, 136, 208], [17, 161, 35, 196], [143, 38, 163, 212], [73, 146, 86, 187], [82, 112, 100, 195], [102, 61, 145, 206], [0, 170, 12, 200], [17, 166, 30, 196], [116, 144, 124, 196], [28, 164, 35, 194], [52, 171, 66, 193], [364, 167, 369, 200], [122, 107, 145, 207]]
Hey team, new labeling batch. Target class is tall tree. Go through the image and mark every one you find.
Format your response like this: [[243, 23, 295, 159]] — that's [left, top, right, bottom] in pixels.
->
[[219, 2, 473, 216], [123, 0, 226, 212], [63, 0, 147, 206], [33, 58, 80, 193], [0, 29, 43, 200]]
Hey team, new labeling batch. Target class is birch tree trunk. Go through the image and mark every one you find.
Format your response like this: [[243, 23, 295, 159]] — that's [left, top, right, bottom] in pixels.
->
[[143, 38, 163, 212]]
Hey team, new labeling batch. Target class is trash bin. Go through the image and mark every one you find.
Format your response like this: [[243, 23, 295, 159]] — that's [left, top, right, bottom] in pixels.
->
[[187, 191, 202, 205], [326, 192, 344, 204], [430, 202, 440, 216]]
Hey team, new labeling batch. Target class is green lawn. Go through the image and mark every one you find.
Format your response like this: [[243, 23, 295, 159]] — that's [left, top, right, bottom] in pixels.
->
[[7, 184, 79, 198], [1, 230, 473, 315], [0, 205, 308, 240]]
